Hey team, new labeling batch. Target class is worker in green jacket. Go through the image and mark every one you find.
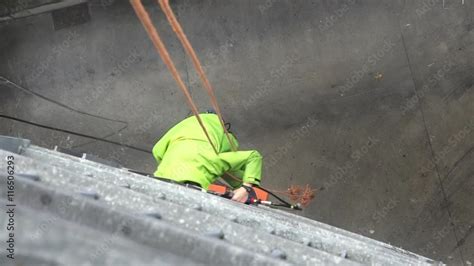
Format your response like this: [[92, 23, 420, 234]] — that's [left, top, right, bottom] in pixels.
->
[[152, 113, 263, 202]]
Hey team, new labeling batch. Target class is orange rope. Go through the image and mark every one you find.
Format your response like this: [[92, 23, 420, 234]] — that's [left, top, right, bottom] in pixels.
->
[[130, 0, 218, 155], [264, 184, 318, 207], [158, 0, 237, 152], [130, 0, 317, 207], [157, 0, 248, 184]]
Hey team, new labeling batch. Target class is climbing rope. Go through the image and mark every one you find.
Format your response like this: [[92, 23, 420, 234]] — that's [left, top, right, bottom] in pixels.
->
[[159, 0, 237, 152], [130, 0, 218, 154], [130, 0, 316, 207]]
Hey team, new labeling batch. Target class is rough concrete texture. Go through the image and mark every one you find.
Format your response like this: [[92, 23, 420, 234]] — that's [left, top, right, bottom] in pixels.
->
[[0, 175, 288, 266], [0, 144, 436, 265], [0, 0, 473, 264], [0, 200, 196, 266]]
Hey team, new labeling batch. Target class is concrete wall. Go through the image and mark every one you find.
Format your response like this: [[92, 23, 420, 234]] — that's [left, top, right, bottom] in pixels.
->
[[1, 0, 473, 263]]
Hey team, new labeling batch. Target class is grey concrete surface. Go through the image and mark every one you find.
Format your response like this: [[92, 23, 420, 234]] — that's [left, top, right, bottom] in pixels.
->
[[0, 0, 473, 264], [0, 145, 436, 265], [0, 168, 289, 266], [0, 200, 196, 266], [1, 149, 359, 265]]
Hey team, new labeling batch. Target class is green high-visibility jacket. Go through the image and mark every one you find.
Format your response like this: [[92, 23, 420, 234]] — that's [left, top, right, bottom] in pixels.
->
[[152, 114, 262, 189]]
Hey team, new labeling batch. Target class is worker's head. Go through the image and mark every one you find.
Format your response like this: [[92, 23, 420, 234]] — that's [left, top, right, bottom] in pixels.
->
[[206, 109, 217, 115]]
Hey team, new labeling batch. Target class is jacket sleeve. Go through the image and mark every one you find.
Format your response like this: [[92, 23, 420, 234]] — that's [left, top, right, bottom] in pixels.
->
[[218, 150, 263, 185], [152, 133, 171, 163], [221, 171, 244, 189]]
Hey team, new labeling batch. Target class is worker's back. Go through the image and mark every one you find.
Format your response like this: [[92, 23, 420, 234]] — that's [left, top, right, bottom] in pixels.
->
[[152, 114, 240, 188]]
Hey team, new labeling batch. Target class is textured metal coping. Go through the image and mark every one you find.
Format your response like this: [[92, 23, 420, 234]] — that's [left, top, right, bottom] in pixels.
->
[[24, 145, 439, 265], [0, 175, 287, 266], [0, 200, 195, 266], [53, 146, 122, 168], [2, 151, 358, 265], [0, 144, 441, 265], [0, 135, 30, 154], [0, 0, 88, 22]]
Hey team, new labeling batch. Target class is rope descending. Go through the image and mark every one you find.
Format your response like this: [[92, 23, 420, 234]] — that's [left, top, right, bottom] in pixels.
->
[[159, 0, 237, 152], [130, 0, 317, 208], [130, 0, 218, 154]]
